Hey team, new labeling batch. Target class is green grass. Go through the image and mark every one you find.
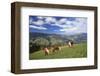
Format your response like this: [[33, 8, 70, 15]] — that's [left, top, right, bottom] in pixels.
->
[[29, 43, 87, 60]]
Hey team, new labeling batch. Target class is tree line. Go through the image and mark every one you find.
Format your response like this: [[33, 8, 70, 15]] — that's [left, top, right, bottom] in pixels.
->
[[29, 36, 66, 53]]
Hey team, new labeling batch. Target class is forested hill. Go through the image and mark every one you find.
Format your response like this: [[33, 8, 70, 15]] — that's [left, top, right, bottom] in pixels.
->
[[29, 32, 87, 43]]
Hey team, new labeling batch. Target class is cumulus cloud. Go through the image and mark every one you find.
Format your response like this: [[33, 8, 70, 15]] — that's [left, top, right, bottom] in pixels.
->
[[46, 17, 75, 28], [44, 17, 57, 24], [29, 16, 87, 34], [73, 18, 87, 33], [60, 27, 78, 32], [58, 17, 87, 33], [58, 18, 67, 25], [37, 16, 44, 19], [31, 20, 44, 26], [76, 18, 87, 23], [30, 25, 47, 30]]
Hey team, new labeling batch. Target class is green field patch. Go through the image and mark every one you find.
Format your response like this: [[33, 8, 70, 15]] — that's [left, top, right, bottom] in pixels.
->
[[29, 43, 87, 60]]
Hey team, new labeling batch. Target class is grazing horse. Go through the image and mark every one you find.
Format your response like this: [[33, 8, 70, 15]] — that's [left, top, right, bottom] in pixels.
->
[[52, 46, 61, 53], [68, 41, 74, 47], [43, 46, 61, 55], [43, 47, 50, 56]]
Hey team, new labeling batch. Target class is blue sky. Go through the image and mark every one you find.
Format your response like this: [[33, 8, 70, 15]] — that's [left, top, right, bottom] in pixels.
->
[[29, 16, 87, 35]]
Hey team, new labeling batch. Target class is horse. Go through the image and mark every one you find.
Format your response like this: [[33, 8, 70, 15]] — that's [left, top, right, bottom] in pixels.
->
[[43, 46, 61, 55], [52, 46, 61, 53], [68, 41, 74, 47], [43, 47, 50, 56]]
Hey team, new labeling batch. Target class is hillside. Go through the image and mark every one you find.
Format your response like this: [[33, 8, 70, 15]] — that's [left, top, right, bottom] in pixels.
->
[[29, 32, 87, 43]]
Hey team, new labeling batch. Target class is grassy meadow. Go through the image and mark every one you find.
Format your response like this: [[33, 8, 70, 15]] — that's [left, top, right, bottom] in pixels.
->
[[29, 43, 87, 60]]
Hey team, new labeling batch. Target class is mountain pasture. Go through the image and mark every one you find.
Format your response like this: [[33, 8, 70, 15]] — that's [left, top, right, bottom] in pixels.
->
[[29, 43, 87, 60]]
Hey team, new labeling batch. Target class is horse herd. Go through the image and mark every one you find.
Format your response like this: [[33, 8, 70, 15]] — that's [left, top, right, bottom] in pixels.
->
[[43, 41, 74, 56]]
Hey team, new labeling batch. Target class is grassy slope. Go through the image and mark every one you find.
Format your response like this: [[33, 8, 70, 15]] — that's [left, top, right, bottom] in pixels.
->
[[29, 43, 87, 60]]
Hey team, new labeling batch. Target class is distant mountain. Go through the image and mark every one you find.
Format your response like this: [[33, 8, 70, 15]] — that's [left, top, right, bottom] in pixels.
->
[[29, 32, 58, 39], [71, 33, 87, 43], [29, 32, 87, 43]]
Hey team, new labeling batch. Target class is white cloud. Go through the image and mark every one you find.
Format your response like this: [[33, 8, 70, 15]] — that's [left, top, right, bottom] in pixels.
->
[[73, 18, 87, 26], [30, 25, 47, 30], [31, 20, 44, 26], [29, 18, 33, 24], [76, 18, 87, 23], [73, 18, 87, 32], [44, 17, 87, 33], [37, 16, 44, 19], [48, 18, 75, 29], [45, 17, 57, 24], [66, 20, 73, 25], [59, 17, 87, 33], [29, 16, 87, 33], [52, 24, 73, 28], [60, 27, 78, 32], [58, 18, 67, 25]]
